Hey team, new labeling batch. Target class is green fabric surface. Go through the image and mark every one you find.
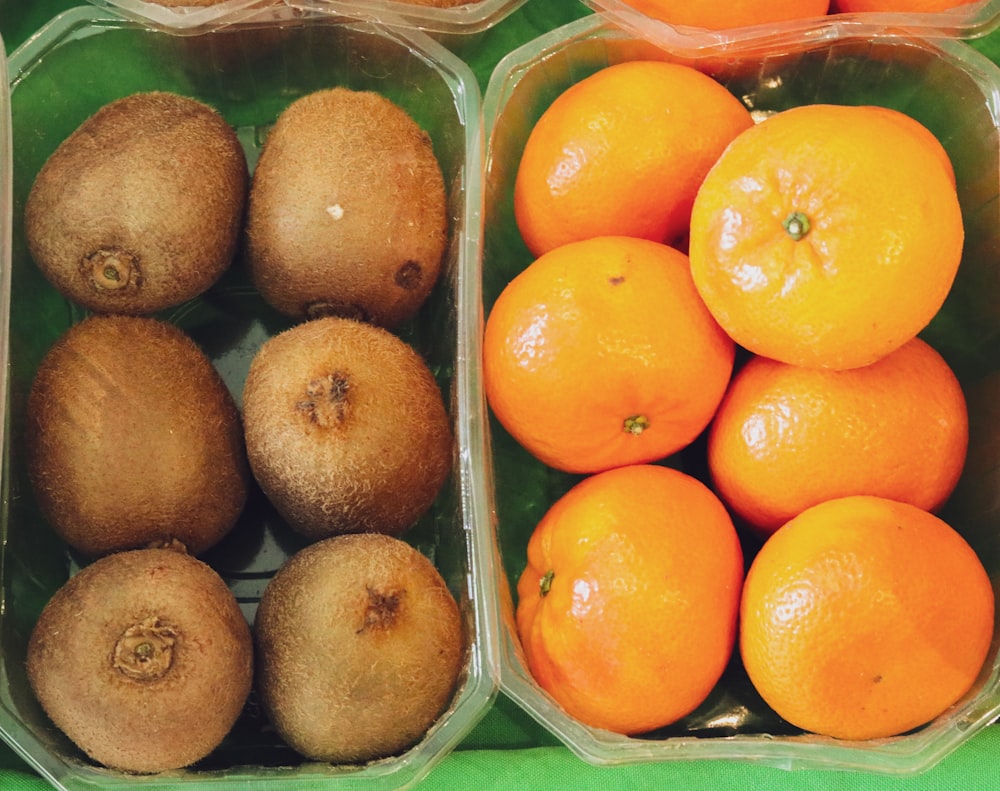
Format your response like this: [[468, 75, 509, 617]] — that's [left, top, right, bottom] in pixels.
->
[[3, 2, 1000, 790], [4, 722, 1000, 791]]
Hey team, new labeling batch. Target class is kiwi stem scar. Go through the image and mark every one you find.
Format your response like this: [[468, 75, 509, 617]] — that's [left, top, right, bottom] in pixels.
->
[[782, 211, 811, 241], [83, 248, 140, 292], [297, 372, 351, 427], [358, 586, 403, 633], [112, 617, 178, 682]]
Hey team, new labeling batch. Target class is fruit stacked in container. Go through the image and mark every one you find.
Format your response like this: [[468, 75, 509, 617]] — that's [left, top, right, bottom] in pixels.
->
[[482, 11, 1000, 773], [0, 5, 497, 790]]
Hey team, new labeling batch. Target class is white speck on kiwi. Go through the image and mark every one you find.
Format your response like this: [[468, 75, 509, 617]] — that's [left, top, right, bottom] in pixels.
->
[[326, 204, 345, 221]]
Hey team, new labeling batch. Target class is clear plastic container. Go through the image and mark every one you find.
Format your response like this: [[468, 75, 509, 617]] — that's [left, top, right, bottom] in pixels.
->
[[85, 0, 530, 36], [290, 0, 530, 36], [581, 0, 1000, 52], [0, 40, 10, 544], [483, 11, 1000, 774], [0, 5, 498, 790], [84, 0, 286, 33]]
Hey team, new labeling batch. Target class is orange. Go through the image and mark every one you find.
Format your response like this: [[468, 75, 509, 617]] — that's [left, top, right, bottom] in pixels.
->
[[483, 236, 735, 474], [862, 105, 957, 189], [740, 495, 994, 741], [688, 103, 964, 370], [513, 60, 754, 258], [516, 464, 744, 734], [620, 0, 830, 29], [708, 337, 968, 536], [833, 0, 972, 11]]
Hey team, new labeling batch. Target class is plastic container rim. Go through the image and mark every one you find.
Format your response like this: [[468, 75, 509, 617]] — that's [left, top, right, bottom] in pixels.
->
[[288, 0, 531, 35], [81, 0, 531, 35]]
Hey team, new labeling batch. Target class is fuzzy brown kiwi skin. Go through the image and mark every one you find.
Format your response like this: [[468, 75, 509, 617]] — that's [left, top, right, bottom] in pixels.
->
[[253, 533, 464, 763], [241, 316, 453, 540], [24, 91, 248, 316], [26, 547, 254, 774], [25, 315, 250, 558], [245, 87, 448, 329]]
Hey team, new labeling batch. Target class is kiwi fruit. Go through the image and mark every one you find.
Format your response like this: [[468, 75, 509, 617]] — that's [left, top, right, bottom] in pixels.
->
[[241, 316, 453, 540], [253, 532, 464, 763], [25, 315, 249, 557], [245, 87, 448, 328], [24, 91, 248, 315], [26, 546, 253, 773]]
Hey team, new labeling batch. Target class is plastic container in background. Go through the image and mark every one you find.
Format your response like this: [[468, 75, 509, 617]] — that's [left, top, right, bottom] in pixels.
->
[[85, 0, 531, 37], [290, 0, 530, 36], [0, 38, 10, 517], [581, 0, 1000, 52], [483, 11, 1000, 774], [0, 5, 498, 790], [84, 0, 287, 33]]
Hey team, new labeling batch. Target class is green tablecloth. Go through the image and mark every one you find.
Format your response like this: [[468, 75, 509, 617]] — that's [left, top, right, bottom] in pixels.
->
[[3, 2, 1000, 789]]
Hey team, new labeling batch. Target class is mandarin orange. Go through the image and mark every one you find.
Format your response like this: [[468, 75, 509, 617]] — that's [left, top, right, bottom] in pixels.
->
[[516, 464, 744, 735], [740, 495, 994, 741], [620, 0, 830, 28], [688, 103, 963, 370], [708, 337, 968, 536], [513, 60, 753, 257], [863, 105, 956, 188], [483, 236, 735, 474]]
